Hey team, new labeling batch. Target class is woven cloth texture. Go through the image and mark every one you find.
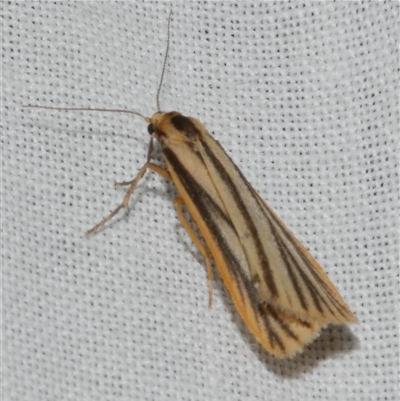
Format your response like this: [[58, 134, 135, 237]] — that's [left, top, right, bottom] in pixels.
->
[[3, 2, 398, 401]]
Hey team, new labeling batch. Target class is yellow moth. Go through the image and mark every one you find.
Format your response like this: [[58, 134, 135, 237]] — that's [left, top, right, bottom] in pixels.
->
[[27, 11, 357, 358]]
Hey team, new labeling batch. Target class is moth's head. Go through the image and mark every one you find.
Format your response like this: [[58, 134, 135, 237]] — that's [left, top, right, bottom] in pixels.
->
[[147, 111, 204, 146], [147, 111, 175, 137]]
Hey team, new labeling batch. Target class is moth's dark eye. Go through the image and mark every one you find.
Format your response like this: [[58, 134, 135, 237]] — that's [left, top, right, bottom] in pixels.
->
[[147, 124, 154, 135]]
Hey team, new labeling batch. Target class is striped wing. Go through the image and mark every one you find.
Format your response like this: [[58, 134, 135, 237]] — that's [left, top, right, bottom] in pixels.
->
[[197, 130, 357, 326], [155, 112, 356, 357]]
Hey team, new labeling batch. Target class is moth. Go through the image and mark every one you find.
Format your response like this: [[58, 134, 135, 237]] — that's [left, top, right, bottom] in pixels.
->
[[27, 11, 357, 358]]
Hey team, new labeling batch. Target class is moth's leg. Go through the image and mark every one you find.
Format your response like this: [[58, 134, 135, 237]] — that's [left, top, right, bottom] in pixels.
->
[[86, 163, 171, 236], [115, 163, 171, 186], [173, 197, 214, 308]]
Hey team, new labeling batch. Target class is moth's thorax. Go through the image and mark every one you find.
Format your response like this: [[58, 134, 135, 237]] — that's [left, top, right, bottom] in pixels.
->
[[148, 111, 205, 148]]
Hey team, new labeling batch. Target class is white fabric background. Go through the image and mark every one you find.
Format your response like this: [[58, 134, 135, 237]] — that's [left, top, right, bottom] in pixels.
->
[[3, 1, 398, 400]]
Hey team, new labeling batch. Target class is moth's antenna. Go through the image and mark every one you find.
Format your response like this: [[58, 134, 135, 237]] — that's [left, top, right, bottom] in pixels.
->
[[23, 105, 150, 122], [156, 9, 173, 112]]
